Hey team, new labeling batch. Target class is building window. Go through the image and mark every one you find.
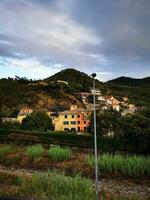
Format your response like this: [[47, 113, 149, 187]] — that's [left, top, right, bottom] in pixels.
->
[[78, 127, 80, 132], [84, 127, 87, 131], [72, 114, 74, 118], [71, 128, 76, 131], [84, 121, 86, 124], [64, 115, 67, 118], [63, 121, 69, 125], [77, 114, 80, 118], [71, 121, 76, 125], [64, 128, 69, 131], [78, 121, 80, 124]]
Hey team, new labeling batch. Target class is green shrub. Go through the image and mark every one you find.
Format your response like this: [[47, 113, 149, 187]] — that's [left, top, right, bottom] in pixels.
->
[[48, 146, 72, 161], [86, 153, 150, 178], [26, 145, 44, 160], [20, 171, 94, 200], [0, 145, 12, 161]]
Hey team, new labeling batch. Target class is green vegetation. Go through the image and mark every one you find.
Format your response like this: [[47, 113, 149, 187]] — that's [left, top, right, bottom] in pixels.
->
[[20, 171, 94, 200], [0, 129, 119, 152], [46, 68, 102, 92], [48, 146, 72, 161], [22, 111, 52, 131], [1, 121, 21, 129], [88, 107, 150, 154], [26, 144, 44, 160], [0, 170, 148, 200], [88, 109, 121, 136], [107, 76, 150, 88], [0, 145, 12, 161], [86, 153, 150, 177]]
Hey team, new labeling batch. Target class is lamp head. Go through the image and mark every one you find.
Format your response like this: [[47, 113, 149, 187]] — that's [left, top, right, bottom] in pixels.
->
[[91, 73, 97, 78]]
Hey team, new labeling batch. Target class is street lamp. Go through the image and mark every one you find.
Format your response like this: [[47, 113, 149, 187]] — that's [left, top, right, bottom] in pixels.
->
[[91, 73, 99, 200]]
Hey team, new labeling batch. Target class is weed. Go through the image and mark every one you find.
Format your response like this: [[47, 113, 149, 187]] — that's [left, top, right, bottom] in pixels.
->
[[48, 146, 72, 161]]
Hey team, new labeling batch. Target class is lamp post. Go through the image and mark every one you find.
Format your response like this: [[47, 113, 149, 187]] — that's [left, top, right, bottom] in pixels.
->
[[92, 73, 99, 200]]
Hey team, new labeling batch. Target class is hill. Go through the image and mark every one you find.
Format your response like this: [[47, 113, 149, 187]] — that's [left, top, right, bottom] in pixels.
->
[[0, 69, 150, 117], [0, 69, 102, 117], [45, 68, 102, 92], [107, 76, 150, 87]]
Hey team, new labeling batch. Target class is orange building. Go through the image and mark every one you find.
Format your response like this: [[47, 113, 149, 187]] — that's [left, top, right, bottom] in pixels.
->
[[54, 105, 91, 133]]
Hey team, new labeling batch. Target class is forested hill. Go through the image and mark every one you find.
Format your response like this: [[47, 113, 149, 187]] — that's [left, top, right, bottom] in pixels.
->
[[107, 76, 150, 87], [45, 68, 103, 92], [0, 69, 150, 117], [0, 69, 102, 116]]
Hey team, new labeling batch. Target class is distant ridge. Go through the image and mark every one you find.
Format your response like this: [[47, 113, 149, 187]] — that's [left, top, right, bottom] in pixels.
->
[[107, 76, 150, 87]]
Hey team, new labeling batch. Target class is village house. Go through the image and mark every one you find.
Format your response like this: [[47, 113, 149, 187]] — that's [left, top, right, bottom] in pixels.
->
[[53, 105, 91, 133], [17, 107, 33, 123], [2, 118, 18, 123], [98, 95, 120, 111]]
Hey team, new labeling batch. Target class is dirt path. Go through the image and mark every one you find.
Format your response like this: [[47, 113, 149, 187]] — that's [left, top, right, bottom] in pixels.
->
[[0, 165, 150, 198]]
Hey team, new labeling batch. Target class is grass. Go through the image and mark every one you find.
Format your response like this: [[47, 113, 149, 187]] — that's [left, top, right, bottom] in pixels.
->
[[20, 171, 94, 200], [0, 171, 148, 200], [26, 144, 44, 160], [0, 172, 20, 185], [86, 153, 150, 177], [0, 145, 12, 161], [48, 146, 72, 161]]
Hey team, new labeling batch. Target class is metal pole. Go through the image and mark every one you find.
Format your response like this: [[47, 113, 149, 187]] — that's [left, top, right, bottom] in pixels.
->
[[92, 74, 99, 200]]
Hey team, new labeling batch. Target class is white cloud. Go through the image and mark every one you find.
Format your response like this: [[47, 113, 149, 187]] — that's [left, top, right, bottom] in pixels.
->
[[0, 56, 64, 79], [96, 71, 115, 82]]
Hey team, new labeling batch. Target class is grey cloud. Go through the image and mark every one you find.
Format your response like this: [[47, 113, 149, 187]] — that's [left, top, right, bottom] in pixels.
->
[[0, 0, 150, 80]]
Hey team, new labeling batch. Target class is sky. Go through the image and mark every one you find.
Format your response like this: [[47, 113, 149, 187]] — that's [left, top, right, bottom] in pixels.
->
[[0, 0, 150, 81]]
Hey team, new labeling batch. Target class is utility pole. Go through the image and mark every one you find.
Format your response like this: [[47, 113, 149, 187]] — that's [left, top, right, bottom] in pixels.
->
[[92, 73, 99, 200]]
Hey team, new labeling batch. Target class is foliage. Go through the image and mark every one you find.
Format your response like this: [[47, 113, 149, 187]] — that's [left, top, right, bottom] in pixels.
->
[[22, 111, 52, 131], [104, 83, 150, 106], [1, 121, 21, 129], [86, 153, 150, 177], [107, 76, 150, 88], [26, 144, 44, 160], [0, 127, 149, 154], [20, 171, 94, 200], [88, 109, 121, 136], [116, 113, 150, 154], [0, 145, 12, 162], [0, 78, 36, 116], [48, 146, 72, 161]]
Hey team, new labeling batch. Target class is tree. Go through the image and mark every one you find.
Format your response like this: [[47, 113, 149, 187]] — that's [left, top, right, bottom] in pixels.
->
[[88, 109, 121, 136], [22, 112, 52, 131], [118, 113, 150, 153]]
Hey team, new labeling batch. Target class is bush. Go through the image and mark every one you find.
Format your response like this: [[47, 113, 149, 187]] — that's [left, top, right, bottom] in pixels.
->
[[20, 171, 94, 200], [26, 145, 44, 160], [22, 112, 52, 131], [86, 153, 150, 178], [1, 121, 21, 129], [48, 146, 72, 161]]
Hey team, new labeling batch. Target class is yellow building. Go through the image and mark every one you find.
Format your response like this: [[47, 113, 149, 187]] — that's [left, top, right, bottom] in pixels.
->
[[17, 107, 33, 123], [54, 105, 91, 132]]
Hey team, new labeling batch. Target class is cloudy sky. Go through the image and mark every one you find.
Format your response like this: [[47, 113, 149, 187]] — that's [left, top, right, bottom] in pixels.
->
[[0, 0, 150, 81]]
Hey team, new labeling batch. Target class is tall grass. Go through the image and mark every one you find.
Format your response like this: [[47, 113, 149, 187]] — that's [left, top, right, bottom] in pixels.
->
[[86, 153, 150, 177], [26, 144, 44, 160], [48, 146, 72, 161], [0, 145, 12, 161], [20, 171, 94, 200]]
